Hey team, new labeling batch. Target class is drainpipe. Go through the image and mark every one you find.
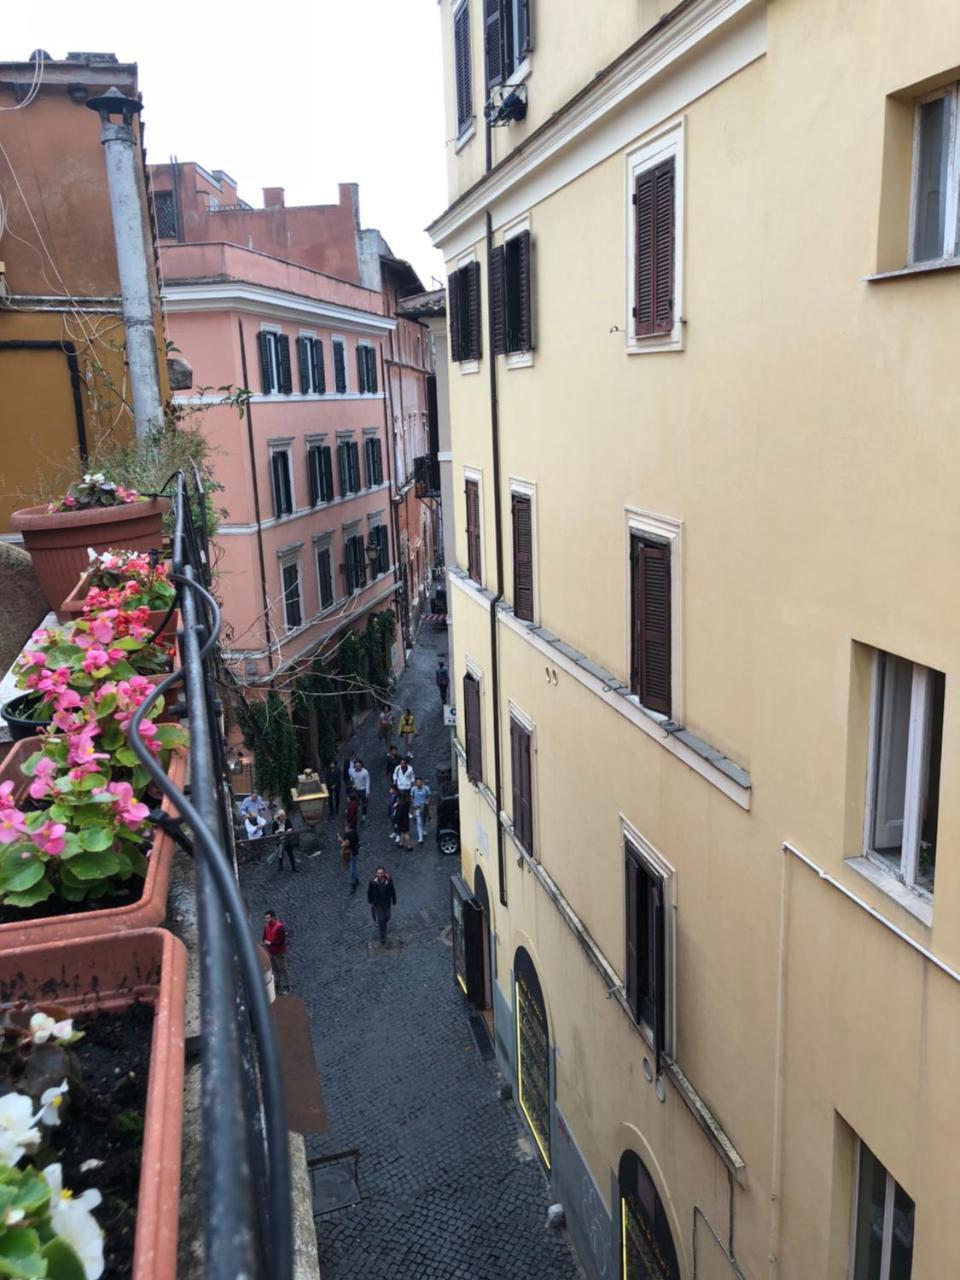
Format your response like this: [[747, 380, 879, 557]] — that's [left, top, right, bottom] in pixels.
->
[[485, 210, 508, 908], [237, 321, 274, 673], [86, 88, 163, 439]]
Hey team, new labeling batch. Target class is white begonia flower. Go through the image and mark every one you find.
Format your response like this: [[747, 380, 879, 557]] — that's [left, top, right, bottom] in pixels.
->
[[29, 1013, 73, 1045], [0, 1093, 41, 1166], [42, 1165, 104, 1280], [37, 1080, 69, 1127]]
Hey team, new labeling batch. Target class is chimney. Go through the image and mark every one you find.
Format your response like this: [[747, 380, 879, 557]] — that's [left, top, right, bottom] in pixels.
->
[[263, 187, 285, 209]]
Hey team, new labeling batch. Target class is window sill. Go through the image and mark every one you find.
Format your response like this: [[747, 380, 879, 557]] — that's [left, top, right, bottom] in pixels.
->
[[505, 349, 534, 369], [458, 359, 480, 375], [454, 121, 476, 154], [864, 257, 960, 283], [845, 856, 933, 927], [504, 59, 531, 89], [626, 327, 684, 355]]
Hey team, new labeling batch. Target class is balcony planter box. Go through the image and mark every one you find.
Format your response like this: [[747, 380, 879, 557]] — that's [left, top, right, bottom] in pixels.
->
[[2, 665, 180, 741], [0, 927, 187, 1280], [9, 497, 169, 613], [57, 559, 176, 623], [0, 735, 187, 949]]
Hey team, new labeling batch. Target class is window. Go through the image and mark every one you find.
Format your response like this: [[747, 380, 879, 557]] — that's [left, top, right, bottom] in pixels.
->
[[369, 524, 389, 576], [356, 344, 378, 394], [627, 124, 684, 352], [453, 1, 473, 136], [297, 337, 325, 395], [624, 840, 667, 1065], [337, 440, 362, 497], [342, 534, 366, 594], [850, 1139, 915, 1280], [910, 84, 959, 264], [281, 560, 302, 631], [257, 330, 292, 395], [865, 651, 944, 896], [465, 478, 482, 582], [509, 715, 533, 854], [463, 671, 482, 782], [630, 533, 671, 717], [153, 191, 178, 239], [619, 1151, 681, 1280], [332, 338, 348, 394], [364, 437, 384, 487], [448, 262, 482, 363], [484, 0, 532, 89], [491, 228, 532, 357], [316, 545, 334, 610], [270, 449, 294, 519], [511, 491, 534, 622], [514, 947, 550, 1168], [307, 444, 334, 506]]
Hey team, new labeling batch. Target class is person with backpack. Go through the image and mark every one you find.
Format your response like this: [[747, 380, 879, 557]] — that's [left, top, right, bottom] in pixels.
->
[[367, 867, 397, 944]]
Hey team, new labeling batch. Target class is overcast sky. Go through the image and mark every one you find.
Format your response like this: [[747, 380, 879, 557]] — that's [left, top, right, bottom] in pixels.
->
[[3, 1, 448, 286]]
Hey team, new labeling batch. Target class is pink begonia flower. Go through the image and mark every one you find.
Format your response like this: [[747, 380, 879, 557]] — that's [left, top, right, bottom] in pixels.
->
[[107, 781, 150, 829], [66, 726, 108, 771], [89, 616, 115, 645], [21, 650, 46, 669], [55, 689, 83, 712], [36, 668, 71, 703], [62, 494, 77, 508], [31, 628, 51, 644], [32, 822, 66, 857], [0, 809, 28, 844], [82, 648, 111, 675], [0, 781, 16, 810], [107, 648, 126, 664], [28, 757, 58, 801], [22, 673, 41, 691], [128, 624, 151, 641], [135, 719, 162, 754], [52, 709, 84, 733]]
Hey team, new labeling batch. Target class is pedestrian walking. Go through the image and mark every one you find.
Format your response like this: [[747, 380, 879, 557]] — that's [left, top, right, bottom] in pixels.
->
[[340, 828, 360, 894], [435, 659, 449, 706], [325, 760, 341, 818], [397, 707, 417, 754], [342, 751, 357, 790], [378, 703, 394, 746], [350, 757, 370, 816], [273, 808, 298, 873], [394, 791, 413, 850], [344, 788, 360, 832], [411, 776, 432, 845], [367, 867, 397, 944], [244, 812, 266, 841], [241, 792, 269, 820], [262, 909, 291, 992], [393, 756, 415, 795], [384, 744, 400, 780]]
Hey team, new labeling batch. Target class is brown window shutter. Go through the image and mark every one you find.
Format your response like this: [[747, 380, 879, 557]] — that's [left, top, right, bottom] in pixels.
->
[[448, 270, 462, 363], [257, 331, 273, 393], [625, 848, 639, 1020], [490, 245, 507, 356], [635, 159, 675, 337], [485, 0, 503, 89], [653, 159, 675, 332], [651, 876, 666, 1068], [297, 336, 311, 394], [465, 479, 481, 581], [633, 538, 671, 716], [516, 229, 532, 352], [512, 493, 534, 622], [634, 170, 656, 336], [454, 3, 473, 133], [312, 339, 325, 394], [277, 334, 293, 394], [510, 718, 532, 852], [464, 673, 482, 782], [465, 261, 482, 361]]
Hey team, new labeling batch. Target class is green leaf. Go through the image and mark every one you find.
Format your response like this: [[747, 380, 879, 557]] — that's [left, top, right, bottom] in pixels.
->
[[110, 660, 136, 679], [77, 772, 107, 792], [3, 878, 54, 908], [114, 747, 137, 768], [0, 1226, 45, 1278], [94, 692, 117, 718], [63, 849, 121, 880], [41, 1236, 86, 1280], [0, 856, 45, 893], [111, 636, 142, 651], [9, 1168, 51, 1215], [125, 848, 148, 878], [19, 752, 41, 779], [78, 826, 114, 853]]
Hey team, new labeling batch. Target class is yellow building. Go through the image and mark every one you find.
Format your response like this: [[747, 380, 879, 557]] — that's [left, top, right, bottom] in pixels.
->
[[429, 2, 960, 1277]]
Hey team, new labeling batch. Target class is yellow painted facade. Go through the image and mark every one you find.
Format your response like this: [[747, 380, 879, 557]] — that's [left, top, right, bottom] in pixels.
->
[[431, 1, 960, 1276]]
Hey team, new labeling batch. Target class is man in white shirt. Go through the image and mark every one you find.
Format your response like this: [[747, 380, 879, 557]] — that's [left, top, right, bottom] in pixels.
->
[[392, 757, 415, 794], [350, 757, 371, 816]]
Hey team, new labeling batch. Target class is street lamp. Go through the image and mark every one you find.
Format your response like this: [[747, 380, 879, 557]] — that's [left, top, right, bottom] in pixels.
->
[[365, 537, 381, 577]]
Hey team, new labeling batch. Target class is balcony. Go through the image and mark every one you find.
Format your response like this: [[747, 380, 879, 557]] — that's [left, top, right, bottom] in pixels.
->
[[414, 454, 441, 497]]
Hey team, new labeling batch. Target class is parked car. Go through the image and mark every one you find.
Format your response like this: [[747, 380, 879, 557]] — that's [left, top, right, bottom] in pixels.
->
[[436, 793, 460, 856]]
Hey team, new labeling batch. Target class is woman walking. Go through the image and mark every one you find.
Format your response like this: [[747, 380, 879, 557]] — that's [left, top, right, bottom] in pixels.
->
[[397, 708, 417, 755], [394, 790, 413, 850]]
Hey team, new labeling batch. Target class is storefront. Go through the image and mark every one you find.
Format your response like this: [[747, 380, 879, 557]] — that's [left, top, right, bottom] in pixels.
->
[[515, 947, 551, 1169], [618, 1150, 680, 1280]]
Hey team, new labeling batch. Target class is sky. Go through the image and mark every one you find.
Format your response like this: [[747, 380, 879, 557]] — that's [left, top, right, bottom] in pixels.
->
[[2, 1, 448, 287]]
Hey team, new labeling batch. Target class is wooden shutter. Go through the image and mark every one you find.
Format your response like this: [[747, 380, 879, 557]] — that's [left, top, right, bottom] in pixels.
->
[[625, 848, 640, 1021], [366, 346, 378, 393], [490, 245, 506, 356], [257, 332, 273, 394], [308, 447, 320, 506], [271, 451, 283, 518], [465, 479, 481, 581], [634, 170, 656, 337], [454, 2, 473, 133], [519, 0, 533, 54], [320, 446, 333, 501], [356, 346, 367, 393], [516, 230, 532, 352], [510, 718, 532, 852], [650, 876, 666, 1068], [337, 442, 348, 498], [297, 337, 311, 394], [632, 538, 671, 716], [465, 261, 482, 361], [485, 0, 503, 89], [463, 674, 482, 781], [318, 548, 333, 608], [448, 271, 462, 362], [351, 442, 362, 492], [334, 341, 346, 393], [512, 493, 534, 622], [277, 335, 293, 394], [634, 158, 675, 338], [312, 340, 325, 394], [373, 439, 383, 484]]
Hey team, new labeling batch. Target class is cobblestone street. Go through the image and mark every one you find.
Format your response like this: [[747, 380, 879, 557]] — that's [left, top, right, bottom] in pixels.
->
[[241, 628, 582, 1279]]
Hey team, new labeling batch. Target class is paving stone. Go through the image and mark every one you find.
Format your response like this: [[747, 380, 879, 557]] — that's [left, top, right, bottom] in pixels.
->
[[242, 630, 582, 1279]]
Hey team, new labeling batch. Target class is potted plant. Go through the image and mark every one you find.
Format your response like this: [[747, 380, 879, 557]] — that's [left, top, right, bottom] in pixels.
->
[[58, 549, 176, 623], [10, 474, 169, 613], [0, 928, 187, 1279]]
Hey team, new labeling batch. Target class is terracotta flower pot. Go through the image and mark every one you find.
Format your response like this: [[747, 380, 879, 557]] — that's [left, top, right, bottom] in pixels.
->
[[9, 498, 169, 613], [0, 736, 187, 949], [57, 559, 175, 623], [0, 927, 187, 1280]]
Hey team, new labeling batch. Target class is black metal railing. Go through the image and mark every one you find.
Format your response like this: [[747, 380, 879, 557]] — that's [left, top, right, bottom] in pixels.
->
[[413, 453, 441, 496], [128, 469, 293, 1279]]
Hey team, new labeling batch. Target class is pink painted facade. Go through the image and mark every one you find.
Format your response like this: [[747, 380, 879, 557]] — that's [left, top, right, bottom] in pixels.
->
[[160, 240, 398, 680]]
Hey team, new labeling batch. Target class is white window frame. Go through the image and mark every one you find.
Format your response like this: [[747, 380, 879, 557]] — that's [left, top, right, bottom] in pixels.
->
[[505, 700, 537, 861], [278, 552, 303, 634], [260, 325, 282, 395], [863, 649, 941, 901], [463, 465, 486, 585], [268, 442, 296, 519], [625, 117, 685, 355], [357, 341, 377, 395], [509, 477, 538, 625], [502, 0, 531, 87], [456, 250, 479, 375], [313, 536, 336, 613], [503, 215, 534, 369], [298, 329, 322, 396], [620, 815, 676, 1057], [908, 83, 960, 266], [848, 1138, 914, 1280], [332, 335, 349, 394], [624, 506, 684, 724]]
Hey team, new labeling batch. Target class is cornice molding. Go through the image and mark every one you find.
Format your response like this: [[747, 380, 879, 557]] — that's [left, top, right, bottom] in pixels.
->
[[162, 281, 397, 334]]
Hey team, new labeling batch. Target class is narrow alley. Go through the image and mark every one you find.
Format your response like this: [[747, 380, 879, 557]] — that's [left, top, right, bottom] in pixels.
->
[[241, 630, 582, 1280]]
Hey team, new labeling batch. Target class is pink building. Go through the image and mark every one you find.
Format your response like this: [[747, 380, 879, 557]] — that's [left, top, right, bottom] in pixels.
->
[[160, 240, 398, 682]]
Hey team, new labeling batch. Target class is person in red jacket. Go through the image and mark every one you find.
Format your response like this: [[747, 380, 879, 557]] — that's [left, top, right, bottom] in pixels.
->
[[262, 909, 290, 993]]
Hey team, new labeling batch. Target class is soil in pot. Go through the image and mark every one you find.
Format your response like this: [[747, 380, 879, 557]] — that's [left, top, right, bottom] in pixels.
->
[[48, 1000, 154, 1276], [0, 877, 144, 924]]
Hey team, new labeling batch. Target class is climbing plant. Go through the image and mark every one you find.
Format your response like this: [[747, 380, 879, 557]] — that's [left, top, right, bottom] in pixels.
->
[[241, 689, 298, 802], [291, 656, 338, 773]]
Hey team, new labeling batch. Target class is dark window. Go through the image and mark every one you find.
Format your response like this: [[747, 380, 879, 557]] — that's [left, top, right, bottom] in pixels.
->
[[851, 1140, 915, 1280], [491, 230, 532, 355], [271, 450, 293, 519], [337, 441, 362, 497], [511, 492, 534, 622], [154, 191, 178, 239], [307, 444, 334, 506], [509, 716, 533, 854], [634, 158, 675, 337], [448, 262, 482, 363], [317, 546, 334, 609], [630, 534, 671, 716], [281, 561, 302, 631], [298, 337, 325, 394], [333, 339, 347, 394], [619, 1151, 681, 1280], [454, 1, 474, 135], [276, 334, 292, 394], [364, 437, 384, 487], [357, 345, 378, 394], [514, 947, 550, 1168], [257, 331, 279, 394], [370, 524, 389, 576], [465, 478, 482, 582], [463, 672, 482, 782], [342, 535, 366, 594], [486, 0, 532, 88], [624, 842, 666, 1065]]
